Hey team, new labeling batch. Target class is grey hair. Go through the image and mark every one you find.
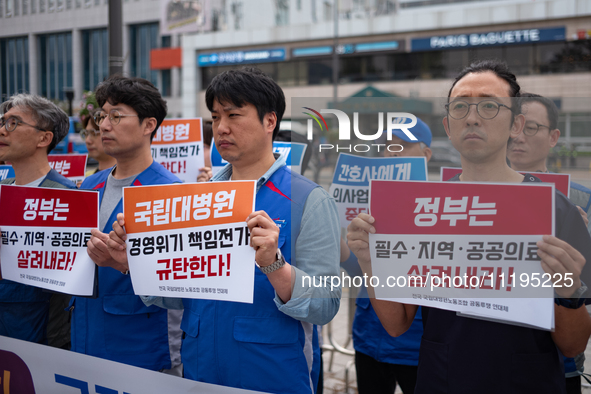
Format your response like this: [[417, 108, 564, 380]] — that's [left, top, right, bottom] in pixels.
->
[[0, 93, 69, 153]]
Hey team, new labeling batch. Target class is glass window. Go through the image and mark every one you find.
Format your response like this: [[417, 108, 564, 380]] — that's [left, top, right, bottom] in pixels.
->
[[82, 28, 108, 91], [38, 32, 72, 100], [129, 23, 159, 86], [307, 58, 332, 85], [161, 69, 171, 97], [39, 0, 44, 12], [0, 37, 28, 101], [14, 0, 18, 15], [277, 61, 298, 86]]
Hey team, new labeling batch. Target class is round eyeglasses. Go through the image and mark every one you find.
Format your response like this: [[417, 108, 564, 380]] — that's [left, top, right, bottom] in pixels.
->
[[0, 116, 48, 132], [80, 128, 100, 140], [445, 99, 513, 120], [523, 121, 550, 136], [94, 109, 139, 126]]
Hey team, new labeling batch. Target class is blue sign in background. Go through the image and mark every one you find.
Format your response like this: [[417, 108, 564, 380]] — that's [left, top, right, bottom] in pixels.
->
[[411, 26, 565, 52], [331, 154, 428, 186], [198, 48, 286, 66], [210, 141, 307, 174], [0, 165, 15, 181]]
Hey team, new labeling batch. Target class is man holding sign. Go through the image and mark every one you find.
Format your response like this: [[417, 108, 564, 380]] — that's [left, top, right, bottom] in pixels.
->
[[110, 67, 341, 393], [70, 76, 183, 373], [348, 60, 591, 393], [0, 94, 76, 349]]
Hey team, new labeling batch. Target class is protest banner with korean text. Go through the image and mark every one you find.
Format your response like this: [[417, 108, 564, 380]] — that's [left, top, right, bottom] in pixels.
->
[[211, 141, 307, 175], [0, 335, 264, 394], [0, 186, 98, 295], [0, 164, 15, 181], [440, 166, 570, 197], [48, 154, 88, 182], [330, 153, 427, 230], [151, 118, 204, 182], [123, 181, 256, 303], [368, 180, 556, 330]]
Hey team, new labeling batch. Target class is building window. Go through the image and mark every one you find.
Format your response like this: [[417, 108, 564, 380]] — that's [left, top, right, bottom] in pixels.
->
[[38, 32, 72, 100], [275, 0, 288, 25], [82, 29, 108, 91], [129, 23, 159, 86], [0, 36, 29, 102]]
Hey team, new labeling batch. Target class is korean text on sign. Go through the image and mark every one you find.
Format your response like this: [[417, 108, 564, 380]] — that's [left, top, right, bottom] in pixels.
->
[[368, 180, 556, 330], [151, 118, 204, 183], [329, 153, 427, 230], [123, 181, 257, 303], [0, 185, 99, 296], [48, 154, 88, 182]]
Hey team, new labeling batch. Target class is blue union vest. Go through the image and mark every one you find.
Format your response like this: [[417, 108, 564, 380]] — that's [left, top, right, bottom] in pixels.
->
[[70, 161, 182, 371], [181, 166, 321, 393]]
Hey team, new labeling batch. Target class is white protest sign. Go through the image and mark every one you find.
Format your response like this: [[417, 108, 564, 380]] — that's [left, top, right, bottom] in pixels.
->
[[368, 180, 556, 330], [152, 118, 205, 182], [123, 181, 257, 303], [0, 185, 98, 296]]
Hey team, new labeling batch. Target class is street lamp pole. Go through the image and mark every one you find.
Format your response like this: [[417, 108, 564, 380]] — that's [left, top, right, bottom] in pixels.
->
[[108, 0, 124, 75]]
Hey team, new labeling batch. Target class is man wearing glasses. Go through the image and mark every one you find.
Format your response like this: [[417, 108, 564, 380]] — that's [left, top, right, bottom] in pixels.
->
[[507, 93, 591, 394], [508, 93, 591, 232], [0, 94, 76, 349], [348, 60, 591, 393], [69, 75, 183, 374]]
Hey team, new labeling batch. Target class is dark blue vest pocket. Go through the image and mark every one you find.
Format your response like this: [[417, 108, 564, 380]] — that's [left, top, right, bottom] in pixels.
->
[[232, 316, 310, 393], [180, 309, 200, 380], [416, 338, 449, 394], [102, 294, 166, 356]]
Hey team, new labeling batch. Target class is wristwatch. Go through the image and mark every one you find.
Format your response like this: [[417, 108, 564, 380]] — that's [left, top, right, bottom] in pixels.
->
[[555, 281, 588, 309], [258, 248, 286, 275]]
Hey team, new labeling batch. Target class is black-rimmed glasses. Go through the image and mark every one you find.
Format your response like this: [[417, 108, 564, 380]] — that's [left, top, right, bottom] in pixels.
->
[[445, 99, 513, 120]]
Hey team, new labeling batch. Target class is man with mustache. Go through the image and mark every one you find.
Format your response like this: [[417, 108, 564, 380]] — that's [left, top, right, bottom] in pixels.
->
[[347, 60, 591, 393]]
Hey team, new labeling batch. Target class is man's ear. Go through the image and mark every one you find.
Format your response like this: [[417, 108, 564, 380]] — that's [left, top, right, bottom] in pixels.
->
[[264, 112, 277, 136], [443, 116, 451, 139], [423, 147, 432, 163], [510, 113, 525, 139], [144, 117, 158, 137], [37, 131, 53, 149], [549, 128, 561, 148]]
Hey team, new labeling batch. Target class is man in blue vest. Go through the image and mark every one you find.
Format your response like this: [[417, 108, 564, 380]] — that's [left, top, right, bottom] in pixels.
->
[[70, 76, 183, 373], [109, 67, 341, 393], [507, 92, 591, 394], [0, 94, 76, 349], [348, 60, 591, 393]]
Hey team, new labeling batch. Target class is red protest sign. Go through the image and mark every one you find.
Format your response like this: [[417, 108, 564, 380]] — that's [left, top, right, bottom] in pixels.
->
[[0, 185, 98, 228], [370, 180, 554, 236]]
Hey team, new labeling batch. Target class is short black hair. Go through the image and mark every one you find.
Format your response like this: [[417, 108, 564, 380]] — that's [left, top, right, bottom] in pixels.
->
[[95, 75, 167, 141], [448, 59, 521, 99], [519, 93, 559, 130], [205, 67, 285, 139], [448, 59, 521, 124]]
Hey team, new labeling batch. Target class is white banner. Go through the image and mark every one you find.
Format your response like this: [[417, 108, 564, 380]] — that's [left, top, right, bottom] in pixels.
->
[[0, 335, 263, 393], [123, 181, 257, 303]]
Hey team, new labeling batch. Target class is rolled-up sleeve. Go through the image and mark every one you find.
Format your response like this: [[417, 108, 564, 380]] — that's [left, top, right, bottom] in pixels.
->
[[274, 187, 342, 325]]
